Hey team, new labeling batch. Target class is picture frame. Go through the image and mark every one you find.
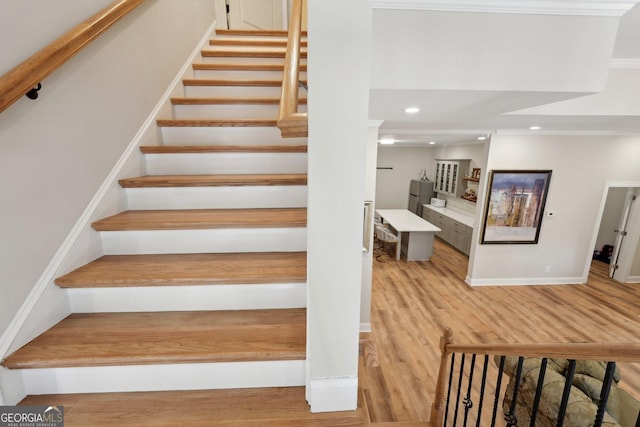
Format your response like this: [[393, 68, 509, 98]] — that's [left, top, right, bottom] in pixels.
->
[[481, 170, 552, 244]]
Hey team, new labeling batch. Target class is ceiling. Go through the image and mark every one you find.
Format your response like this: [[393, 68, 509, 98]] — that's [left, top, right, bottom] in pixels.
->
[[370, 2, 640, 147]]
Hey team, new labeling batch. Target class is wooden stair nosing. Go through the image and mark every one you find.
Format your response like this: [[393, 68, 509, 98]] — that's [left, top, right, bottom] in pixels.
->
[[118, 174, 307, 188], [156, 119, 278, 128], [139, 145, 308, 154], [91, 208, 308, 231], [201, 50, 308, 59], [170, 97, 307, 105], [55, 252, 307, 288], [215, 29, 308, 37], [1, 309, 306, 369], [209, 39, 308, 48], [192, 63, 307, 72]]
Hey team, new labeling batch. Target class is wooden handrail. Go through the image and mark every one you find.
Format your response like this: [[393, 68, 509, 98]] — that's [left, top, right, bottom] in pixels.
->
[[0, 0, 144, 114], [429, 328, 640, 425], [277, 0, 307, 138]]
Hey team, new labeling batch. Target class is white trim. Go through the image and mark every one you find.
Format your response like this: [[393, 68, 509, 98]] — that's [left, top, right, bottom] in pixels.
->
[[628, 275, 640, 283], [371, 0, 638, 16], [0, 19, 218, 362], [308, 377, 359, 413], [368, 120, 384, 128], [495, 129, 640, 137], [465, 276, 584, 286], [360, 322, 372, 332], [18, 360, 305, 398], [611, 58, 640, 69]]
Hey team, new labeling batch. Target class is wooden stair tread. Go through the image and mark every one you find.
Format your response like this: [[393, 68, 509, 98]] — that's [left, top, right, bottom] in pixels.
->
[[140, 145, 307, 154], [156, 119, 277, 127], [170, 97, 307, 105], [1, 309, 306, 369], [201, 49, 307, 59], [210, 39, 308, 48], [192, 63, 307, 71], [118, 173, 307, 188], [55, 252, 307, 288], [182, 79, 306, 87], [91, 208, 307, 231], [215, 29, 308, 37]]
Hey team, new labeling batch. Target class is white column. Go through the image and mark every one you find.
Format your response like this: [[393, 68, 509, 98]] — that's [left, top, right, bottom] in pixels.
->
[[306, 0, 373, 413]]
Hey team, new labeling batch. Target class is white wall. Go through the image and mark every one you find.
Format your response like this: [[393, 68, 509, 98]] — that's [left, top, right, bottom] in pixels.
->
[[432, 143, 487, 215], [468, 135, 640, 285], [595, 187, 628, 250], [0, 0, 216, 343], [306, 0, 371, 412], [375, 146, 434, 209], [370, 9, 618, 93]]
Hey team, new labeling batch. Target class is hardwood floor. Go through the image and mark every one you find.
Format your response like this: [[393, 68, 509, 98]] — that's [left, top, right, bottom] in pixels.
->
[[19, 238, 640, 425], [360, 238, 640, 424]]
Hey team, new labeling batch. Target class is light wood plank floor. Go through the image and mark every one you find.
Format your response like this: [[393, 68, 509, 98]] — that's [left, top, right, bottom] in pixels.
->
[[20, 239, 640, 425], [360, 238, 640, 424]]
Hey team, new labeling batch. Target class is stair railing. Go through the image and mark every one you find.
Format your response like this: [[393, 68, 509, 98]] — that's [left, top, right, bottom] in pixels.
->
[[0, 0, 144, 114], [277, 0, 307, 138], [430, 327, 640, 426]]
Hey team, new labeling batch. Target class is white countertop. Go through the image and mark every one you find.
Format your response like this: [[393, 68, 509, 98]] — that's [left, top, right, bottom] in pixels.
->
[[423, 204, 475, 228], [376, 209, 441, 232]]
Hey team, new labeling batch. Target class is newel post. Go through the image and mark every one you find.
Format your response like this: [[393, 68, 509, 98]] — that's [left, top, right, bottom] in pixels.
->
[[430, 327, 454, 426]]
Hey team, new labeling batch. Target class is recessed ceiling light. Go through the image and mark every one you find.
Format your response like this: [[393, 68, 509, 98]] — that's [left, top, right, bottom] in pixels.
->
[[529, 125, 541, 130], [405, 107, 420, 114], [379, 136, 395, 145], [428, 141, 436, 145], [477, 136, 487, 141]]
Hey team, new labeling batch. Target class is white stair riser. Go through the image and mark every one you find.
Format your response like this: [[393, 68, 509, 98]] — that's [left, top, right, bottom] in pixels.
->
[[19, 360, 306, 395], [160, 126, 306, 145], [184, 85, 284, 98], [124, 186, 308, 210], [101, 228, 307, 255], [172, 103, 278, 120], [200, 57, 307, 65], [68, 283, 306, 313], [193, 69, 307, 80], [144, 152, 307, 175]]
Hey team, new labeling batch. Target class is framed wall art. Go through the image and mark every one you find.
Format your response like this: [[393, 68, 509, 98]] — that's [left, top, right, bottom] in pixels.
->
[[481, 170, 552, 244]]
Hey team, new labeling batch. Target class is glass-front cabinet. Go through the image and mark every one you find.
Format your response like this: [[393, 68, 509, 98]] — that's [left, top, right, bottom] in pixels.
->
[[435, 159, 470, 197]]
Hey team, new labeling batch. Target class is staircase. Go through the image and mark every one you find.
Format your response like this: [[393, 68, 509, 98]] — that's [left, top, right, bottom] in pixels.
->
[[2, 30, 310, 398]]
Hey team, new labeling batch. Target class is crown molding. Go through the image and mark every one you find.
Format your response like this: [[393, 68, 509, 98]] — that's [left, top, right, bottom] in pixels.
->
[[372, 0, 638, 17], [611, 58, 640, 69]]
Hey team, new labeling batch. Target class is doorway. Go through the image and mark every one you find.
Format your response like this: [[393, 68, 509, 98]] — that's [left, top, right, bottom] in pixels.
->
[[216, 0, 288, 30], [591, 183, 640, 283]]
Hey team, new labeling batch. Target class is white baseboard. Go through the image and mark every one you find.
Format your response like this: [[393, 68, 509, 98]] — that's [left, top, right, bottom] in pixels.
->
[[360, 323, 372, 332], [18, 360, 305, 398], [465, 276, 584, 286], [308, 377, 358, 413], [628, 275, 640, 284]]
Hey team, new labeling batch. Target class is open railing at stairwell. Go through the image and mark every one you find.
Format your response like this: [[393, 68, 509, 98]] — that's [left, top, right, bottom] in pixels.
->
[[277, 0, 308, 138], [430, 328, 640, 427], [0, 0, 143, 114]]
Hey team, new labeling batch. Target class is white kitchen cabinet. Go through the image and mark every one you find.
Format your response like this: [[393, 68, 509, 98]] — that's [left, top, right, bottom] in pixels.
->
[[435, 159, 470, 197]]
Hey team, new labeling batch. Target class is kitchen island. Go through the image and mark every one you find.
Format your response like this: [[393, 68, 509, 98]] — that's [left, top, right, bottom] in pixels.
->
[[376, 209, 441, 261]]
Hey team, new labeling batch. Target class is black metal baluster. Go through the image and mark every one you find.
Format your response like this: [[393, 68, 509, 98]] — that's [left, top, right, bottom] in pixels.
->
[[593, 361, 616, 427], [530, 357, 548, 427], [462, 354, 477, 426], [475, 355, 489, 427], [504, 356, 524, 427], [491, 355, 506, 427], [453, 353, 467, 426], [444, 353, 456, 426], [557, 359, 577, 427]]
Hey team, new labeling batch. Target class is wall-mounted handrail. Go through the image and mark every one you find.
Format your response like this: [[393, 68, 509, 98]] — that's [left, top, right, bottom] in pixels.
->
[[0, 0, 144, 114], [277, 0, 307, 138], [429, 327, 640, 426]]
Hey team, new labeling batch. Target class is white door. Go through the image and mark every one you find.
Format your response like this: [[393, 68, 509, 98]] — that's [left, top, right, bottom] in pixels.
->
[[227, 0, 284, 30], [610, 188, 637, 278]]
